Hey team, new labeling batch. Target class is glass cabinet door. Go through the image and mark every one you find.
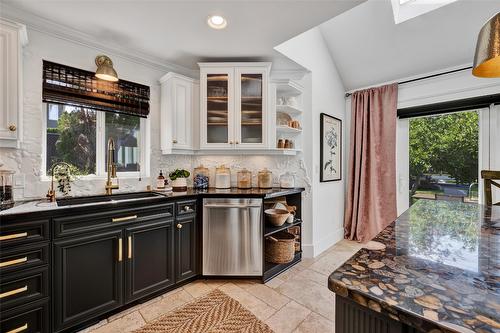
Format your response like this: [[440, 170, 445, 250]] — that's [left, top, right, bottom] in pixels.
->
[[239, 73, 263, 145], [206, 74, 230, 144]]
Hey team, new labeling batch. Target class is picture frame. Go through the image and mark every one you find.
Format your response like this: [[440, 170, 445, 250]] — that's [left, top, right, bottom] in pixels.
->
[[320, 113, 342, 182]]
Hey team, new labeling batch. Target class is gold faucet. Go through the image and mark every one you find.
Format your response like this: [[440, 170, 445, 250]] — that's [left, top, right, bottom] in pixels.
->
[[105, 137, 119, 195], [47, 161, 71, 202]]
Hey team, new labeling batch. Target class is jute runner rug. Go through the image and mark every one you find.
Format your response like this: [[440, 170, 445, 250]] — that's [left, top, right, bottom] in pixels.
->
[[135, 289, 274, 333]]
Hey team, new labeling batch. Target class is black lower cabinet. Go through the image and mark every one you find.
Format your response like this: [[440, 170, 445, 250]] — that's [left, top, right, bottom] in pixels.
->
[[175, 216, 198, 283], [53, 230, 124, 332], [335, 295, 419, 333], [125, 220, 175, 303], [0, 298, 49, 333]]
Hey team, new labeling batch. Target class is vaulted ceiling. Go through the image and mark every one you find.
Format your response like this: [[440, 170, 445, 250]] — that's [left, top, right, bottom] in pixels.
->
[[319, 0, 500, 90]]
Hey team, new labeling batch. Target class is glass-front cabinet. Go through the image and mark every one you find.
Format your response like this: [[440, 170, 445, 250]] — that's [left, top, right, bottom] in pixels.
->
[[200, 63, 270, 149]]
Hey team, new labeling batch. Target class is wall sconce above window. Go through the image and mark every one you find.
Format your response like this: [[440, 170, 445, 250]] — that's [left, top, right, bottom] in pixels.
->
[[473, 13, 500, 78], [95, 55, 118, 82]]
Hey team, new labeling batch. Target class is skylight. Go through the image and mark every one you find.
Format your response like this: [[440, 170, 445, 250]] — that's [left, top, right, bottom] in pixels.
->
[[391, 0, 458, 24]]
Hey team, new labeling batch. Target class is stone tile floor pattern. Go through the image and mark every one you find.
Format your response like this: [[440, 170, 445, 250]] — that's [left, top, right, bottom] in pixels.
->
[[79, 240, 362, 333]]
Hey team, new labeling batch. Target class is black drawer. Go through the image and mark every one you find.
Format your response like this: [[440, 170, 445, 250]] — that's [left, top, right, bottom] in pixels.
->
[[53, 203, 174, 238], [0, 298, 49, 333], [176, 200, 197, 216], [0, 243, 49, 275], [0, 266, 49, 311], [0, 220, 49, 249]]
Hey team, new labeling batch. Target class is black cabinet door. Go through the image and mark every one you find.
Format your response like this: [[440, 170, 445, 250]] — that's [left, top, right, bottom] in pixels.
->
[[124, 219, 175, 303], [53, 230, 123, 332], [175, 215, 198, 283]]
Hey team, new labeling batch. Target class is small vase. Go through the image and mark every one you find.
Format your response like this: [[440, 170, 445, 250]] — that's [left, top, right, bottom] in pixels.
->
[[171, 177, 187, 192]]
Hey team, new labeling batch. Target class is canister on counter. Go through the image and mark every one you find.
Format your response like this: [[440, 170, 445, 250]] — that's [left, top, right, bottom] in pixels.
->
[[258, 168, 273, 189], [215, 165, 231, 189]]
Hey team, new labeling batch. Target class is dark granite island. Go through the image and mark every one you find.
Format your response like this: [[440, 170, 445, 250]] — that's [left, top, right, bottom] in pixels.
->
[[329, 200, 499, 333]]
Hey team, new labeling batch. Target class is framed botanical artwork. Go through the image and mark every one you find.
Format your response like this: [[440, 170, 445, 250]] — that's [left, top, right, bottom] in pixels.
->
[[320, 113, 342, 182]]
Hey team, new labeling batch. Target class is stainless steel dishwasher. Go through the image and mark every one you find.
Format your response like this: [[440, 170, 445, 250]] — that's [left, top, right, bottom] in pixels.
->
[[203, 198, 263, 276]]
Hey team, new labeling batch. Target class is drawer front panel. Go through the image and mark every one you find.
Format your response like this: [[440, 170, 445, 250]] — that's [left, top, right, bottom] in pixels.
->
[[0, 243, 49, 275], [53, 203, 174, 238], [0, 267, 49, 311], [176, 200, 197, 216], [0, 220, 49, 249], [0, 298, 49, 333]]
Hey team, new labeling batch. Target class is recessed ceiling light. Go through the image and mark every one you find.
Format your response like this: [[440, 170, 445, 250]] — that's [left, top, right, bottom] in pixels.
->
[[207, 15, 227, 30]]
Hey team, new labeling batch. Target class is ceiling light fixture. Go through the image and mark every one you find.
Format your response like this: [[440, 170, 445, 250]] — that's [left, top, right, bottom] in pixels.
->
[[472, 12, 500, 78], [207, 15, 227, 30], [95, 55, 119, 82]]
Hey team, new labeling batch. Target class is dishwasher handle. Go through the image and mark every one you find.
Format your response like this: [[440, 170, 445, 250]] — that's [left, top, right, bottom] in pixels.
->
[[204, 203, 262, 209]]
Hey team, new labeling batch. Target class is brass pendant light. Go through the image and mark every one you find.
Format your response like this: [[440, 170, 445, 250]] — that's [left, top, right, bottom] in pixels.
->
[[472, 13, 500, 78], [95, 55, 118, 82]]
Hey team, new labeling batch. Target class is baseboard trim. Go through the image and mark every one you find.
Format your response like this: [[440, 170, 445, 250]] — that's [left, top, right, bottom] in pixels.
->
[[303, 227, 344, 258]]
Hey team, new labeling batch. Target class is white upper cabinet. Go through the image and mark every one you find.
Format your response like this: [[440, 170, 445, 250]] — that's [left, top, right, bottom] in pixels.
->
[[199, 63, 271, 150], [160, 72, 199, 154], [0, 19, 27, 148]]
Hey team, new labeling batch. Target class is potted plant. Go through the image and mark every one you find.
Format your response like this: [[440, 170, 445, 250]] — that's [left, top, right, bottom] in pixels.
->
[[169, 169, 190, 192]]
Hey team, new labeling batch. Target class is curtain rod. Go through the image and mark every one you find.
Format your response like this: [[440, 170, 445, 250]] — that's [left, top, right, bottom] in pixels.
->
[[344, 66, 473, 98]]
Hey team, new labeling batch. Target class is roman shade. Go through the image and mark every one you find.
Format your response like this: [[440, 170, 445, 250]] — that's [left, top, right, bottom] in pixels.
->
[[42, 60, 150, 117]]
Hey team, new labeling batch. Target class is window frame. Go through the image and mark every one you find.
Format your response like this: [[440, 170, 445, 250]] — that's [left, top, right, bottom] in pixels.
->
[[42, 102, 149, 180]]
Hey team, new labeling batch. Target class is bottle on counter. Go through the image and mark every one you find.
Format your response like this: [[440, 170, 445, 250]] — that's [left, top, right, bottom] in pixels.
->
[[215, 165, 231, 189], [237, 169, 252, 189], [258, 168, 273, 189], [156, 170, 166, 190]]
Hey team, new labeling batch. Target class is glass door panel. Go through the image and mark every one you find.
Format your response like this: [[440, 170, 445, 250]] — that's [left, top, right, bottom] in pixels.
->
[[207, 74, 229, 144], [240, 74, 262, 144]]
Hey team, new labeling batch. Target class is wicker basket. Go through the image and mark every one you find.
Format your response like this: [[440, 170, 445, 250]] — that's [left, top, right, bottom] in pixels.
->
[[265, 231, 296, 264]]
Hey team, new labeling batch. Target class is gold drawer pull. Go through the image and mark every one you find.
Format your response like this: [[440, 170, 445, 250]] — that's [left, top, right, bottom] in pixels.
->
[[0, 256, 28, 268], [0, 232, 28, 241], [0, 285, 28, 299], [112, 215, 137, 223], [128, 236, 132, 259], [118, 238, 123, 262], [6, 323, 28, 333], [177, 223, 182, 229]]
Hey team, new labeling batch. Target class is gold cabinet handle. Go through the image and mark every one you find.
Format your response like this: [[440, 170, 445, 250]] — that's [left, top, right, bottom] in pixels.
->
[[184, 206, 191, 212], [0, 232, 28, 242], [0, 285, 28, 299], [176, 223, 182, 229], [235, 141, 239, 144], [128, 236, 132, 259], [8, 124, 16, 132], [0, 256, 28, 268], [6, 323, 28, 333], [118, 238, 123, 262], [173, 139, 178, 144], [229, 141, 233, 144], [112, 215, 137, 223]]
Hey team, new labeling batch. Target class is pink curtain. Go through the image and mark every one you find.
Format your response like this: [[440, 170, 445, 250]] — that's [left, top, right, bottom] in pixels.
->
[[344, 83, 398, 243]]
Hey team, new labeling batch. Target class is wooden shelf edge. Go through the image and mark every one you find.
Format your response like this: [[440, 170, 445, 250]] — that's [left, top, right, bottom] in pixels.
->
[[264, 219, 302, 237]]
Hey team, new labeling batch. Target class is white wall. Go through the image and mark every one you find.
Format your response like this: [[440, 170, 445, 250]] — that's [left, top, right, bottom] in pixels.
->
[[276, 27, 346, 257], [0, 28, 313, 212]]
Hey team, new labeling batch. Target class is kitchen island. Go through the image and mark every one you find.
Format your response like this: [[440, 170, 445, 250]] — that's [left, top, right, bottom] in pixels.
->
[[329, 200, 499, 333]]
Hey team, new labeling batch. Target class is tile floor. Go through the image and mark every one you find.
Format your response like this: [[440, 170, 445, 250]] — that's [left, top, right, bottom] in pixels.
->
[[80, 239, 362, 333]]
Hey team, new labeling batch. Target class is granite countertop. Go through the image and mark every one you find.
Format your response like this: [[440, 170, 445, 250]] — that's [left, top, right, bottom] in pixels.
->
[[328, 200, 500, 333], [0, 187, 304, 216]]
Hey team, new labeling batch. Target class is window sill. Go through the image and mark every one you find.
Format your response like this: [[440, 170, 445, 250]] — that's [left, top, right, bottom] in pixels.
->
[[40, 174, 149, 182]]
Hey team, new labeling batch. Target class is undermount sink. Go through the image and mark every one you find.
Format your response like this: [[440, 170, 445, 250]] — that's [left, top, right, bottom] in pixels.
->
[[56, 192, 164, 207]]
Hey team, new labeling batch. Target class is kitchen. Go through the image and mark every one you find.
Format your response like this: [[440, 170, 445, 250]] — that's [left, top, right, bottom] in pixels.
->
[[0, 1, 499, 333]]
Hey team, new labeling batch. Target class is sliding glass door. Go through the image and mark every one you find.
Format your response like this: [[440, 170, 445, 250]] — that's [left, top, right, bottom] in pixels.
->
[[397, 104, 498, 212]]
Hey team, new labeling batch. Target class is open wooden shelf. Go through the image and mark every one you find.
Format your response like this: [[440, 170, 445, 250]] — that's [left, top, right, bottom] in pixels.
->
[[276, 126, 302, 134], [276, 105, 302, 116], [264, 219, 302, 237]]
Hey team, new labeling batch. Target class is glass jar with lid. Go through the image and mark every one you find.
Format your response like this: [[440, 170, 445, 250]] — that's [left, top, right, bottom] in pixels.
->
[[0, 169, 15, 210], [215, 165, 231, 189], [193, 165, 209, 189], [279, 172, 295, 188], [237, 169, 252, 189], [258, 168, 273, 189]]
